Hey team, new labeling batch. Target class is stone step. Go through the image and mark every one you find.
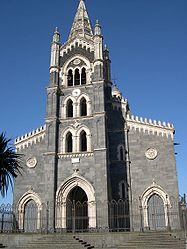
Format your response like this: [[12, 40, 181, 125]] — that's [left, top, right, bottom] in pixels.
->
[[15, 235, 94, 249], [117, 232, 185, 249]]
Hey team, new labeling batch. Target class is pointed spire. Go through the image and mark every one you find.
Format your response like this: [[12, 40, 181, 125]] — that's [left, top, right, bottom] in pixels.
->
[[68, 0, 93, 41], [52, 27, 60, 43]]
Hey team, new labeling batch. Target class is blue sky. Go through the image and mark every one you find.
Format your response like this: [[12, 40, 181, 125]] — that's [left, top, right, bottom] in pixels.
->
[[0, 0, 187, 203]]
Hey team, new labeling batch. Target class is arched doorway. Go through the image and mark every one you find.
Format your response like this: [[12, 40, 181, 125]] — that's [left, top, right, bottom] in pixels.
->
[[66, 186, 88, 232], [24, 200, 38, 232], [148, 194, 166, 230], [56, 174, 96, 230]]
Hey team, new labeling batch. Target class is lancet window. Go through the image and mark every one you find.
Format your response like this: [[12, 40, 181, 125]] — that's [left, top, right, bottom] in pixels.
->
[[80, 97, 87, 116], [80, 131, 87, 152], [66, 132, 73, 153], [67, 67, 87, 86], [117, 144, 125, 161], [75, 68, 80, 85], [62, 126, 91, 154], [81, 68, 86, 85], [119, 181, 128, 199], [66, 99, 73, 118], [67, 69, 73, 86]]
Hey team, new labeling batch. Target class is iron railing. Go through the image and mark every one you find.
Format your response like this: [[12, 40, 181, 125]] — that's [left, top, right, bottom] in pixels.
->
[[0, 197, 185, 234]]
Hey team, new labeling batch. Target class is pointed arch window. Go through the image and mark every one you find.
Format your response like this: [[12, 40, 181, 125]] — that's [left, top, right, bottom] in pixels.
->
[[120, 146, 124, 161], [67, 99, 73, 118], [67, 69, 73, 86], [80, 131, 87, 152], [118, 145, 125, 161], [66, 132, 73, 153], [81, 67, 86, 85], [80, 97, 87, 116], [119, 181, 128, 199], [75, 68, 80, 85]]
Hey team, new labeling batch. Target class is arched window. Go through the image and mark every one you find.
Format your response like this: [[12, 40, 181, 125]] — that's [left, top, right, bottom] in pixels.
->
[[80, 98, 87, 116], [67, 99, 73, 118], [81, 67, 86, 85], [120, 146, 124, 161], [67, 69, 73, 86], [75, 68, 80, 85], [80, 131, 87, 152], [118, 145, 125, 161], [119, 181, 128, 199], [66, 132, 73, 153]]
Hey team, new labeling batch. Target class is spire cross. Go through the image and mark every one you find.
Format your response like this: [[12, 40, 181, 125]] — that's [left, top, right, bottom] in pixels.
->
[[112, 75, 118, 84]]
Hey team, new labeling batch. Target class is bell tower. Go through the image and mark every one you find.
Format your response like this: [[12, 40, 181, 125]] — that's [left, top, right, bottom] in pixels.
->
[[45, 0, 115, 229]]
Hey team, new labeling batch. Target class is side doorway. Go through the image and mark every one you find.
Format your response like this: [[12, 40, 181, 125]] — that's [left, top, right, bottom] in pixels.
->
[[147, 194, 166, 230]]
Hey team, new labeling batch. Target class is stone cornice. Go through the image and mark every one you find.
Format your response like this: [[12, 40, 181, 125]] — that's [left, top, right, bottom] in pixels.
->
[[58, 152, 93, 159], [15, 125, 46, 151], [126, 114, 174, 139]]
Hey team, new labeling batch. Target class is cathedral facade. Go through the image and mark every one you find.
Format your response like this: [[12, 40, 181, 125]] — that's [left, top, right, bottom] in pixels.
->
[[14, 0, 180, 232]]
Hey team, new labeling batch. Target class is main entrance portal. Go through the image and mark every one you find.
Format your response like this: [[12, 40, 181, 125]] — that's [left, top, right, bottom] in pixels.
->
[[66, 186, 88, 232]]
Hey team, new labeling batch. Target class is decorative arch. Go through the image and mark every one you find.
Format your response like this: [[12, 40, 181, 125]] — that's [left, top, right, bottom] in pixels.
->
[[77, 94, 91, 116], [141, 183, 170, 229], [62, 55, 91, 86], [61, 127, 76, 153], [77, 125, 92, 152], [62, 96, 76, 119], [17, 190, 42, 230], [56, 173, 96, 229]]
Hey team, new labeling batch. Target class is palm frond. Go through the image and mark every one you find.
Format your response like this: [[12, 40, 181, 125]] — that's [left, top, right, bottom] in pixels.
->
[[0, 132, 22, 197]]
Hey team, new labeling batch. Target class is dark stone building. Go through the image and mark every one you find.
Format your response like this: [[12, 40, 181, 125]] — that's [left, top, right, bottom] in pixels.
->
[[14, 0, 180, 232]]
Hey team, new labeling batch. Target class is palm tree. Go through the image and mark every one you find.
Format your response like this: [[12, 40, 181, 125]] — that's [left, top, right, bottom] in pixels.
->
[[0, 133, 22, 197]]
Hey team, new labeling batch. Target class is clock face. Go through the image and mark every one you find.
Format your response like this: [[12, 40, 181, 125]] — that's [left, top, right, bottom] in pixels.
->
[[72, 89, 81, 97]]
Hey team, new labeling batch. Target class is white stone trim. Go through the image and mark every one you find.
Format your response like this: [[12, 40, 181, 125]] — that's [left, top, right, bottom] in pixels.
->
[[56, 173, 96, 229], [17, 190, 42, 230], [58, 152, 93, 158], [62, 96, 76, 118], [15, 125, 46, 151], [76, 125, 92, 152], [141, 183, 170, 229], [62, 93, 92, 119], [77, 93, 92, 116], [61, 55, 91, 86], [61, 127, 76, 154], [126, 114, 174, 139], [61, 125, 92, 153], [60, 38, 94, 58]]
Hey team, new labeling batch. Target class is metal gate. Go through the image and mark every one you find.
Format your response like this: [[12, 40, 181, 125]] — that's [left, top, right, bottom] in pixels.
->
[[24, 200, 38, 232], [66, 200, 88, 232]]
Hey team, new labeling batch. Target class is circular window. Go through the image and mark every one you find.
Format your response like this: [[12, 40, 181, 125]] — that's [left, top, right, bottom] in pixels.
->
[[145, 148, 158, 160], [26, 157, 37, 168]]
